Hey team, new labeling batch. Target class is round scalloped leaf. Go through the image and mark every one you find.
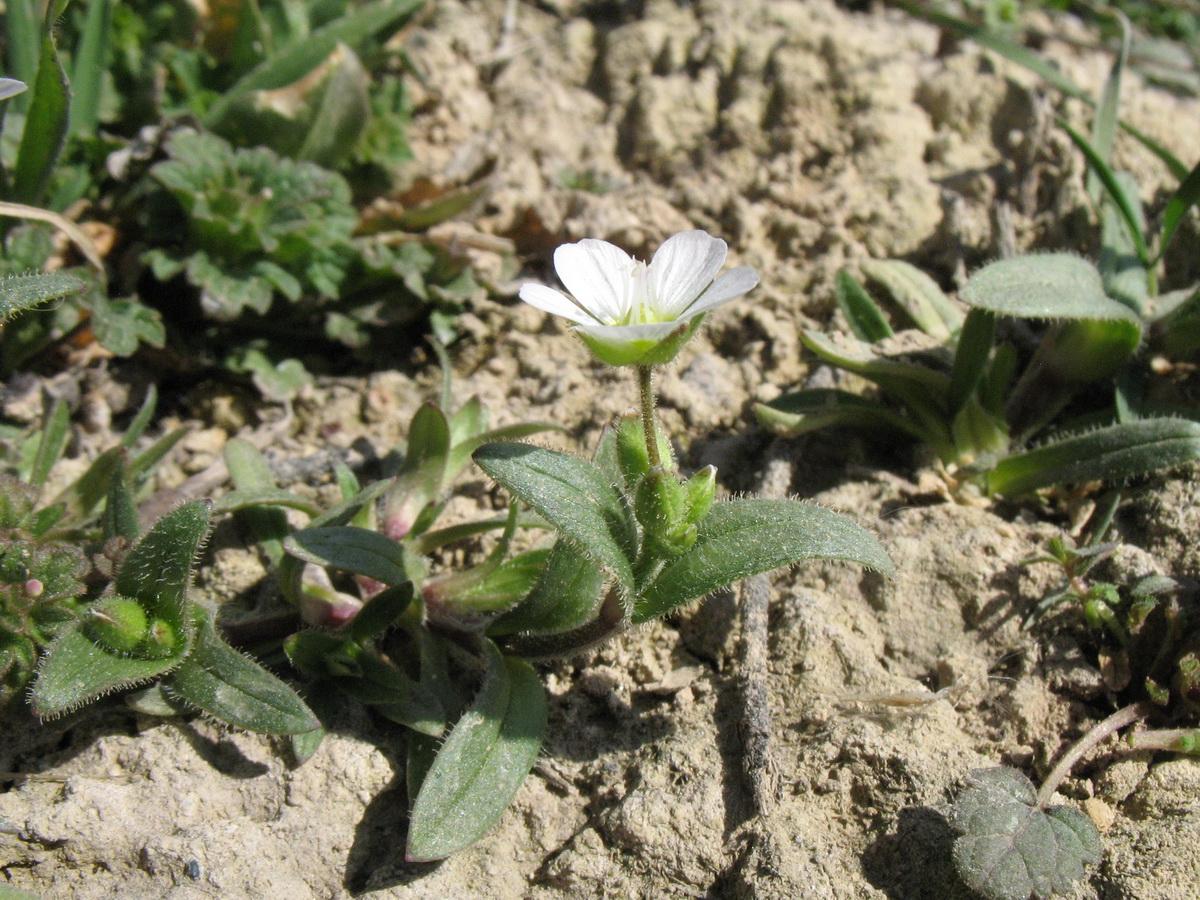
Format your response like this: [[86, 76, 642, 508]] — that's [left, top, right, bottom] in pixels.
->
[[949, 767, 1102, 900], [961, 254, 1138, 323]]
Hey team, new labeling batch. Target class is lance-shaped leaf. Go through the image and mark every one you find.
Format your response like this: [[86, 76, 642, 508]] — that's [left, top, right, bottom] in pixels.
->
[[861, 259, 963, 339], [474, 442, 638, 591], [114, 500, 211, 626], [754, 389, 929, 442], [166, 607, 319, 734], [285, 525, 417, 586], [633, 498, 893, 624], [835, 270, 893, 343], [12, 32, 69, 205], [949, 767, 1101, 900], [406, 640, 548, 861], [989, 418, 1200, 497]]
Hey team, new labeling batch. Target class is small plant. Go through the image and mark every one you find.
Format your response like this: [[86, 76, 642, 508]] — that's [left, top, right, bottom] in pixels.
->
[[220, 230, 893, 859], [0, 390, 315, 735], [755, 253, 1200, 499]]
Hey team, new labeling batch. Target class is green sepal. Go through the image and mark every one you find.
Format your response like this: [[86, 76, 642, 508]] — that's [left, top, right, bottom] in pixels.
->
[[406, 640, 548, 861], [165, 607, 319, 735], [988, 417, 1200, 496], [577, 316, 704, 368], [633, 498, 893, 624], [474, 442, 638, 591]]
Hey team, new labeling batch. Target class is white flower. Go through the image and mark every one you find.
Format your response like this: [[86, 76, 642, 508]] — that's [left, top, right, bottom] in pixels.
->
[[519, 230, 759, 366]]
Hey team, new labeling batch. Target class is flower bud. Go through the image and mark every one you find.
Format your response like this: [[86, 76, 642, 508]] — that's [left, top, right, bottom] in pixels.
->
[[87, 596, 150, 653], [635, 468, 696, 557]]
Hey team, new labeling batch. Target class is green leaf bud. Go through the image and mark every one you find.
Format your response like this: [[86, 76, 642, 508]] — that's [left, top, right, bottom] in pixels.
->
[[634, 468, 697, 557], [681, 466, 716, 527], [86, 596, 150, 653], [141, 618, 182, 659]]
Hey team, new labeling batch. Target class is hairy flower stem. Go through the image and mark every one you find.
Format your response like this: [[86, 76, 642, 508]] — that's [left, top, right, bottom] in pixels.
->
[[637, 365, 662, 468], [1037, 700, 1155, 807]]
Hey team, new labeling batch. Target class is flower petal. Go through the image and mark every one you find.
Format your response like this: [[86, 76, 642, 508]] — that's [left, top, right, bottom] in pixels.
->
[[648, 231, 727, 317], [518, 283, 596, 325], [554, 239, 634, 324], [683, 266, 760, 316]]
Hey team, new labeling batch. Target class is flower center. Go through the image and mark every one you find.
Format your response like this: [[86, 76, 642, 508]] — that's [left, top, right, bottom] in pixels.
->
[[617, 261, 667, 326]]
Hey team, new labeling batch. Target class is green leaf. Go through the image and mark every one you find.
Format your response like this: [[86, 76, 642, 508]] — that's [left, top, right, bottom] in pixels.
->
[[948, 309, 996, 416], [334, 653, 443, 736], [406, 640, 548, 861], [989, 418, 1200, 496], [0, 271, 83, 323], [166, 608, 319, 734], [488, 538, 607, 637], [116, 499, 212, 626], [961, 254, 1137, 322], [30, 621, 187, 718], [212, 488, 322, 518], [12, 32, 69, 205], [835, 269, 893, 343], [347, 583, 414, 643], [949, 767, 1101, 900], [634, 498, 893, 623], [284, 525, 415, 586], [861, 259, 963, 339], [473, 442, 638, 591], [1086, 14, 1129, 206], [69, 0, 112, 136], [204, 0, 424, 127], [90, 295, 166, 356], [753, 389, 928, 442], [102, 456, 139, 543], [1157, 158, 1200, 262], [295, 45, 372, 167], [28, 397, 70, 487], [1058, 119, 1152, 267]]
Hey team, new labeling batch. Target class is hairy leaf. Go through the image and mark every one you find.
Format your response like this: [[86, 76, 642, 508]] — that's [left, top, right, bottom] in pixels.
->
[[474, 442, 637, 591], [949, 767, 1102, 900], [406, 640, 547, 861], [633, 498, 893, 623]]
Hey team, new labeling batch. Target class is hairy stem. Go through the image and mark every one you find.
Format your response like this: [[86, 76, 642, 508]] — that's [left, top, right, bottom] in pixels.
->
[[1037, 700, 1155, 806], [637, 365, 661, 468]]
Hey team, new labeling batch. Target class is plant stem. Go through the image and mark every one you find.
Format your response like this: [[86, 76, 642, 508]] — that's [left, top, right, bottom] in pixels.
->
[[637, 365, 661, 468], [1037, 700, 1155, 806], [1126, 727, 1200, 753]]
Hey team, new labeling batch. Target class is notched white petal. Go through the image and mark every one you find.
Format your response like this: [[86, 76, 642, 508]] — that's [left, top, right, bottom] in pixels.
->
[[518, 283, 596, 325], [554, 239, 632, 323], [685, 266, 760, 316], [650, 230, 727, 317]]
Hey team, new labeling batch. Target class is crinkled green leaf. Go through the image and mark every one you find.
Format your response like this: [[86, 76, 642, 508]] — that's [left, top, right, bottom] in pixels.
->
[[949, 767, 1102, 900], [406, 640, 547, 861], [634, 498, 893, 624], [90, 295, 166, 356], [166, 608, 318, 734], [988, 417, 1200, 496], [474, 442, 637, 591]]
